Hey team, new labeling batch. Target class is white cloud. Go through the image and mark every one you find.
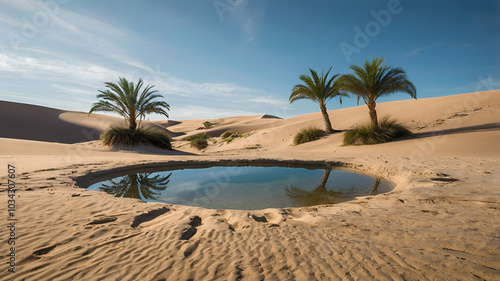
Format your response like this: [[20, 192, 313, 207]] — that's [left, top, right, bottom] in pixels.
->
[[0, 0, 150, 71], [0, 53, 122, 87], [404, 44, 438, 57], [0, 52, 289, 119], [0, 15, 23, 28], [223, 0, 265, 42], [405, 42, 474, 57], [434, 75, 500, 93], [0, 2, 287, 119], [170, 105, 259, 120], [51, 84, 96, 97]]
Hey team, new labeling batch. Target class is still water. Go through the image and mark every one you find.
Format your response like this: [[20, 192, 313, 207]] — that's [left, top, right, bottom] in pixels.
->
[[87, 166, 393, 210]]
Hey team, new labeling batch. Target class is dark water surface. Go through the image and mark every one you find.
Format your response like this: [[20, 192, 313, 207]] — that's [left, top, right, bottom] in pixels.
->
[[87, 166, 393, 210]]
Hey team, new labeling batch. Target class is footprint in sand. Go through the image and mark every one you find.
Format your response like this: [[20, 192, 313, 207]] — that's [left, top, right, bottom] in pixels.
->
[[131, 207, 170, 228], [87, 216, 117, 225], [32, 245, 57, 258], [180, 216, 202, 240]]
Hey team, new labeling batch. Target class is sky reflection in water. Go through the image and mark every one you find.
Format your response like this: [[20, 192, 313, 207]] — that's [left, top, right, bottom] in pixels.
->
[[87, 166, 392, 210]]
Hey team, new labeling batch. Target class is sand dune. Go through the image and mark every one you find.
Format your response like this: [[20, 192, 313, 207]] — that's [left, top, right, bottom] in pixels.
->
[[0, 90, 499, 280], [0, 101, 104, 144], [0, 101, 181, 145], [194, 90, 500, 156]]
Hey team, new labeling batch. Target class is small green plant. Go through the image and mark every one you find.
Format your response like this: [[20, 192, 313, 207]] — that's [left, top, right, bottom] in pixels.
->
[[101, 126, 172, 150], [203, 121, 213, 129], [245, 146, 260, 150], [183, 133, 207, 141], [222, 137, 235, 143], [343, 117, 412, 145], [221, 131, 235, 139], [293, 127, 323, 145], [191, 138, 208, 150], [183, 133, 209, 150]]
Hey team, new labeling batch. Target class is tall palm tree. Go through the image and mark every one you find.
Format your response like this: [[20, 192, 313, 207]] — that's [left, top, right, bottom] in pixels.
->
[[290, 68, 348, 133], [337, 57, 416, 128], [285, 169, 347, 206], [89, 77, 170, 130]]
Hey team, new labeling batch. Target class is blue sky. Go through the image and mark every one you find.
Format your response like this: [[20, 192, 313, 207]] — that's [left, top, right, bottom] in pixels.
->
[[0, 0, 499, 120]]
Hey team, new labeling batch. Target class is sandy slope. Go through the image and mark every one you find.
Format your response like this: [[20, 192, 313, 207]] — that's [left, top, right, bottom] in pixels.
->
[[0, 90, 499, 281]]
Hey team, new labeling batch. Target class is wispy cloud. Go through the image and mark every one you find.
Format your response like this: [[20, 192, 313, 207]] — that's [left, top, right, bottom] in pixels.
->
[[404, 44, 439, 57], [0, 15, 23, 28], [433, 75, 500, 94], [223, 0, 266, 42], [170, 105, 259, 120], [0, 0, 150, 71], [0, 1, 287, 119], [0, 53, 122, 87], [241, 14, 260, 42], [405, 42, 473, 57], [0, 52, 288, 119]]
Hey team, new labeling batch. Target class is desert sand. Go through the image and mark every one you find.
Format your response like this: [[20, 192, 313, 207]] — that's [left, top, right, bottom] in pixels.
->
[[0, 90, 499, 280]]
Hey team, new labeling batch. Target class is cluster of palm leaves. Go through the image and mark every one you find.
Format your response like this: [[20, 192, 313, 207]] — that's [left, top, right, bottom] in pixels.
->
[[290, 68, 348, 133], [89, 77, 172, 149], [290, 57, 416, 145], [99, 172, 172, 200]]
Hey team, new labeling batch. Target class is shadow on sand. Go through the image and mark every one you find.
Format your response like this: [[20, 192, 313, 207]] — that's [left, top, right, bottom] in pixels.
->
[[397, 123, 500, 142]]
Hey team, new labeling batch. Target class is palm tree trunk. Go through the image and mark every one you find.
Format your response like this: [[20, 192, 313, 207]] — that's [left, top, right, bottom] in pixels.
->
[[123, 174, 141, 199], [371, 178, 381, 194], [320, 105, 334, 133], [319, 169, 331, 191], [367, 101, 378, 128], [129, 116, 137, 130]]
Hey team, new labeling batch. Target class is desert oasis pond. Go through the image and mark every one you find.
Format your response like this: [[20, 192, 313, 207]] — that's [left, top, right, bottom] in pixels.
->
[[83, 164, 393, 210]]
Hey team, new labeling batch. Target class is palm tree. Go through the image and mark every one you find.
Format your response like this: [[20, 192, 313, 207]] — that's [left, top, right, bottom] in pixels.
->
[[89, 77, 170, 130], [285, 169, 347, 206], [290, 68, 348, 133], [337, 57, 416, 128], [100, 172, 172, 200]]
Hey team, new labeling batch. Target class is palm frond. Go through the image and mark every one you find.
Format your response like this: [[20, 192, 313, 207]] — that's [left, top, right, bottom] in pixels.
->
[[89, 77, 170, 131], [338, 57, 417, 127], [290, 67, 347, 132], [339, 57, 416, 104]]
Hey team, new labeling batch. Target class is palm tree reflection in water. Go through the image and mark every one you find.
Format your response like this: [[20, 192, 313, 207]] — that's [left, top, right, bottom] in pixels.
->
[[100, 172, 172, 200], [286, 169, 383, 206], [286, 169, 345, 206]]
